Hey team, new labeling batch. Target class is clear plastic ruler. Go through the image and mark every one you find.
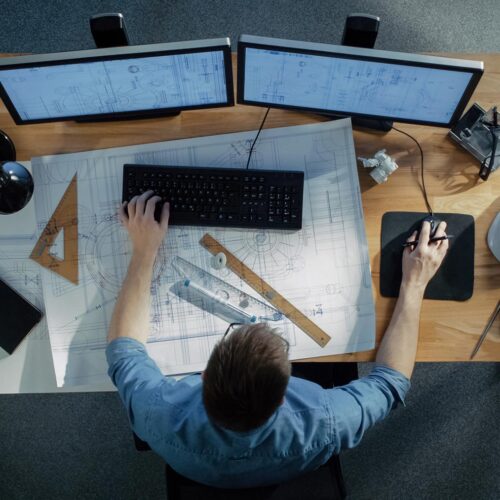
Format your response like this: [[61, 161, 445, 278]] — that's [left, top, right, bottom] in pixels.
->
[[171, 256, 283, 324]]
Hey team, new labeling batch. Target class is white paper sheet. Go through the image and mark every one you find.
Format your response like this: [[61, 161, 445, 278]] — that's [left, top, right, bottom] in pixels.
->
[[31, 119, 375, 387]]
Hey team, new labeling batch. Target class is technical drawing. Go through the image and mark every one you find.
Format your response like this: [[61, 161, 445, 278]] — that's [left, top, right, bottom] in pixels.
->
[[31, 120, 375, 387], [83, 219, 168, 293], [218, 229, 305, 280], [244, 48, 472, 123], [1, 52, 228, 120]]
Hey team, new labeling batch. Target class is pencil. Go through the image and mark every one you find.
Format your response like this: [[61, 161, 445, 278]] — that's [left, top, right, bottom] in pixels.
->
[[470, 300, 500, 359], [402, 235, 454, 247]]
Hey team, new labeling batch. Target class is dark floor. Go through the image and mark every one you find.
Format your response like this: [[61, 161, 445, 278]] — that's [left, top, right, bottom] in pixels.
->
[[0, 1, 499, 499], [0, 0, 499, 53], [1, 363, 499, 499]]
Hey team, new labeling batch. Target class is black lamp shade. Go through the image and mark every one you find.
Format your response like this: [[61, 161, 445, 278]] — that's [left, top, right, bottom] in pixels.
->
[[0, 161, 34, 214]]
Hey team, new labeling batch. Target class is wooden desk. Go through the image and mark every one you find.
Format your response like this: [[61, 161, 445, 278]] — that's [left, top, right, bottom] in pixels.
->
[[1, 53, 498, 362]]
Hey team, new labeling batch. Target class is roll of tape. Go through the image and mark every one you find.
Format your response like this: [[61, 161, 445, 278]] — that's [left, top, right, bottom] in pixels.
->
[[212, 252, 227, 270]]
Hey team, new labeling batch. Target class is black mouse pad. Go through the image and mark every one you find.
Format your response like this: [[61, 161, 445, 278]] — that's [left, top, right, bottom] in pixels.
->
[[380, 212, 474, 301]]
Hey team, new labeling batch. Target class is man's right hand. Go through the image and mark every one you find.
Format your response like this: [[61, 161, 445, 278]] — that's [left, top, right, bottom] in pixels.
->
[[118, 190, 170, 263], [401, 220, 449, 291], [376, 220, 449, 378]]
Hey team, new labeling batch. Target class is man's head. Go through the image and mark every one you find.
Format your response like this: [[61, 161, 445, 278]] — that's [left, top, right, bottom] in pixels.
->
[[203, 323, 291, 432]]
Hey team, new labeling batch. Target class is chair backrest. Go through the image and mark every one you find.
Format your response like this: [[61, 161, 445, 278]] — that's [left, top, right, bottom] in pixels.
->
[[164, 454, 346, 500], [133, 402, 348, 499]]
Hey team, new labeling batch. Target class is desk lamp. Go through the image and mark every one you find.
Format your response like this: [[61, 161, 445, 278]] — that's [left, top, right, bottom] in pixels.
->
[[0, 130, 34, 214]]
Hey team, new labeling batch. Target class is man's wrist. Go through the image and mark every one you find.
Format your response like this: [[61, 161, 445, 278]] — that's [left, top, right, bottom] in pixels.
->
[[130, 250, 157, 269], [399, 281, 425, 301]]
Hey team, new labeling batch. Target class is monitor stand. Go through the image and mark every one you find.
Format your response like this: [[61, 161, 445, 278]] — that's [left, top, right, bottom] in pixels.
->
[[75, 110, 180, 123], [321, 113, 393, 132], [79, 12, 181, 123]]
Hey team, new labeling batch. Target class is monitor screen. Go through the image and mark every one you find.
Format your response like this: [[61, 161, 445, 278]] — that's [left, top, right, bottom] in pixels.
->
[[238, 35, 483, 127], [0, 38, 234, 124]]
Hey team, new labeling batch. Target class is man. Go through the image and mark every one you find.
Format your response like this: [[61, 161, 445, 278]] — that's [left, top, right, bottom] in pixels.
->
[[107, 191, 448, 488]]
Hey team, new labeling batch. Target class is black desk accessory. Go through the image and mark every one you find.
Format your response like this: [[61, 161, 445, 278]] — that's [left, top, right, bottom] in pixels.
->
[[449, 103, 500, 180], [342, 13, 380, 48], [90, 13, 129, 48], [0, 278, 42, 354], [0, 129, 16, 161], [380, 212, 475, 301], [0, 161, 34, 214]]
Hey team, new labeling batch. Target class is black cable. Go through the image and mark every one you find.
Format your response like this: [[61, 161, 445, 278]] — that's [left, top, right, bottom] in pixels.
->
[[391, 125, 433, 215], [479, 126, 499, 180], [246, 107, 271, 170]]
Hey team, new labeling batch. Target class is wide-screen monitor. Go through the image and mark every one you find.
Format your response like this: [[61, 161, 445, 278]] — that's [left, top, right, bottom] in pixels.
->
[[237, 35, 483, 127], [0, 38, 234, 124]]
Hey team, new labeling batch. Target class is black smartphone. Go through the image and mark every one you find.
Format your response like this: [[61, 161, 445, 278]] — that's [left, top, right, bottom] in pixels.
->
[[342, 13, 380, 49], [90, 13, 130, 48], [0, 278, 42, 354]]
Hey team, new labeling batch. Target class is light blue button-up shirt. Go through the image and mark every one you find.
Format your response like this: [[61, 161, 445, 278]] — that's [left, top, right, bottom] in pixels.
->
[[106, 338, 410, 488]]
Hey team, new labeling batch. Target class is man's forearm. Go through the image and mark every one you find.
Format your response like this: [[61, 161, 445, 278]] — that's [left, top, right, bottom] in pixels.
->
[[375, 283, 425, 379], [107, 253, 155, 344]]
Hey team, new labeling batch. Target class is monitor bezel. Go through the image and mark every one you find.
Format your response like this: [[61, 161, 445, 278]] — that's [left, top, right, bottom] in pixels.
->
[[0, 39, 235, 125], [237, 35, 484, 128]]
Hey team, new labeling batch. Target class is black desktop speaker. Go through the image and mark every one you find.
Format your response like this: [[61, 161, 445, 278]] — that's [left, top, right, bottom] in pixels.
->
[[342, 13, 380, 49], [0, 161, 34, 214]]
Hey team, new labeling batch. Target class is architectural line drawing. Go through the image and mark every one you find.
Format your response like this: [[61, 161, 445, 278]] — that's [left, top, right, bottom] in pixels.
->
[[244, 48, 471, 122], [30, 119, 375, 387], [1, 52, 227, 120]]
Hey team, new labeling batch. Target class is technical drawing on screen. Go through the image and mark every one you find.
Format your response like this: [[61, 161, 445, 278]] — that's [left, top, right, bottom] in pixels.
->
[[0, 38, 234, 123], [237, 34, 483, 127]]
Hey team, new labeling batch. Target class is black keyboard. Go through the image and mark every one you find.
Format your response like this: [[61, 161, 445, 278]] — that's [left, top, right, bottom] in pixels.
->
[[122, 164, 304, 230]]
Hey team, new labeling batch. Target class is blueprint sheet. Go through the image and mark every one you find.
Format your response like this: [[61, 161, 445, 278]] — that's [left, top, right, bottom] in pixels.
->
[[31, 119, 375, 387]]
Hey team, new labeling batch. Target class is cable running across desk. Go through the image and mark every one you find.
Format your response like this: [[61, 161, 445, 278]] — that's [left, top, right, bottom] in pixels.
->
[[246, 107, 271, 170], [391, 125, 433, 216]]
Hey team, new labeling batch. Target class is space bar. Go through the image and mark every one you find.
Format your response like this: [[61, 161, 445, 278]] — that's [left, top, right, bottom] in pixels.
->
[[168, 212, 235, 225]]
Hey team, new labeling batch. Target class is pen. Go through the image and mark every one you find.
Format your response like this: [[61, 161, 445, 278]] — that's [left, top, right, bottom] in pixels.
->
[[470, 300, 500, 360], [402, 235, 454, 247]]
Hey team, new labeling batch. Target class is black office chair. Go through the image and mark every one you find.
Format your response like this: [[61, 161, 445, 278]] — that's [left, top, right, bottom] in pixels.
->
[[132, 362, 356, 499], [164, 454, 346, 500], [133, 433, 346, 500]]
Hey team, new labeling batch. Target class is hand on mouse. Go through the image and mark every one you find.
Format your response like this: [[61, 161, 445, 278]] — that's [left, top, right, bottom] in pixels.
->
[[401, 220, 449, 292], [118, 190, 170, 262]]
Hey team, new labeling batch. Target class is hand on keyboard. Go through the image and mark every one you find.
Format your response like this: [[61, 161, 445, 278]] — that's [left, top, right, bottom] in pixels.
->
[[119, 190, 170, 261]]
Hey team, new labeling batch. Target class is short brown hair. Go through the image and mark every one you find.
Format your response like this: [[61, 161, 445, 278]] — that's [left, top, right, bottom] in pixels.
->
[[203, 323, 291, 432]]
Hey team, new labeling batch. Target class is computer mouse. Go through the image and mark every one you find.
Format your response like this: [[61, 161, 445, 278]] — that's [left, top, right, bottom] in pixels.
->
[[428, 216, 442, 238], [415, 215, 443, 240]]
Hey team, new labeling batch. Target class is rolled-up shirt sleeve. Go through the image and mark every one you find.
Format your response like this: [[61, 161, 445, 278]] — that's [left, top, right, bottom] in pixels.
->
[[106, 337, 171, 434], [326, 364, 411, 451]]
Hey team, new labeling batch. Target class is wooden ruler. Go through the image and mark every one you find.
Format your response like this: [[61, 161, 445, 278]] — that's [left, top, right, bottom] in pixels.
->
[[200, 233, 331, 347], [30, 174, 79, 284]]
